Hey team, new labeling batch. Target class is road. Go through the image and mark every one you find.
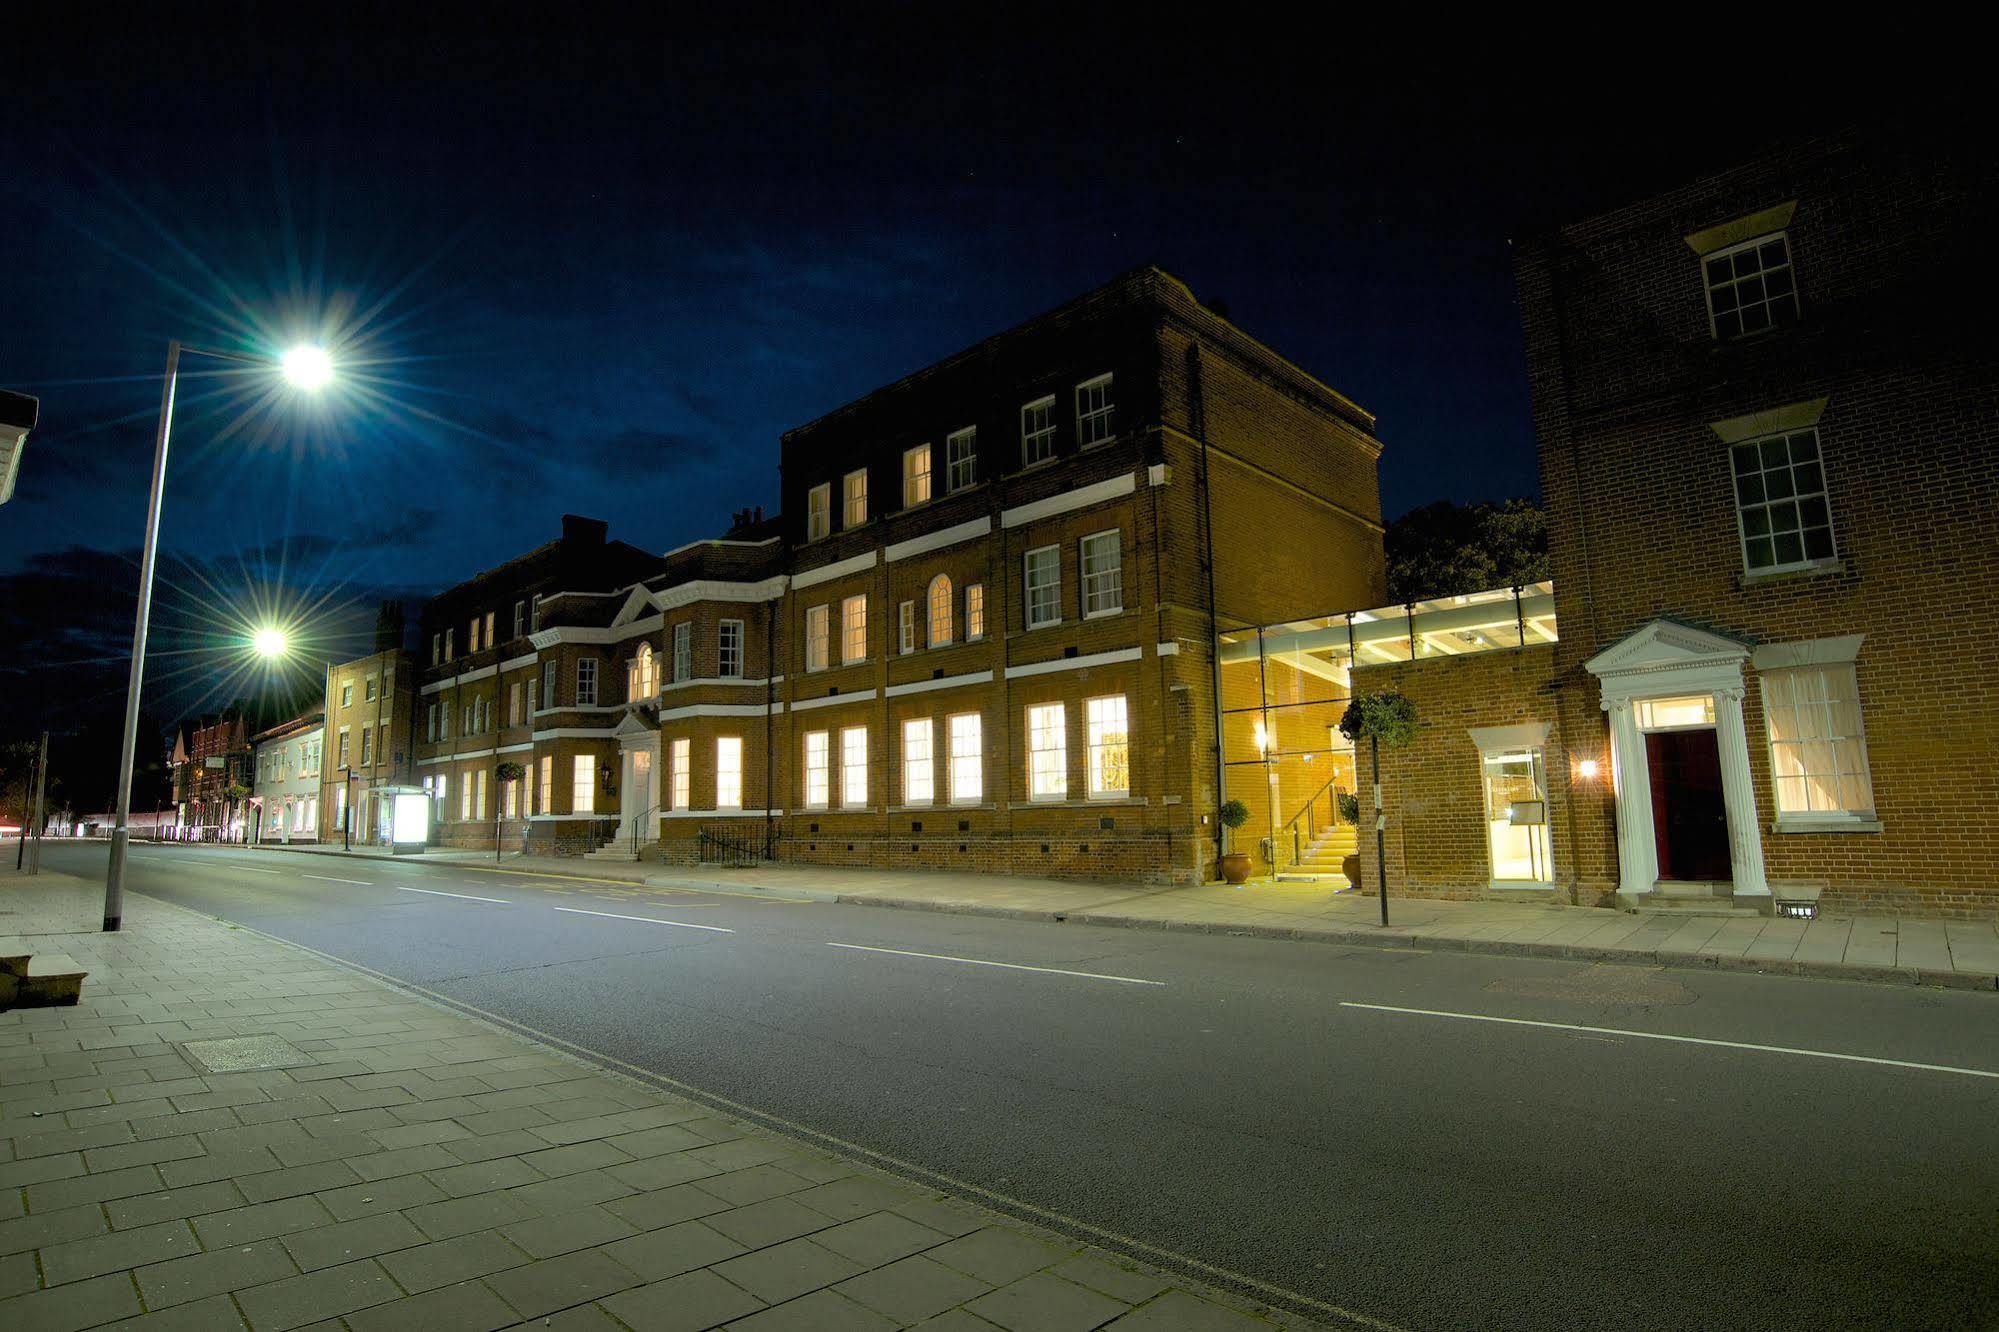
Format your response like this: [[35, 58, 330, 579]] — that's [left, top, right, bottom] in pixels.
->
[[36, 841, 1999, 1332]]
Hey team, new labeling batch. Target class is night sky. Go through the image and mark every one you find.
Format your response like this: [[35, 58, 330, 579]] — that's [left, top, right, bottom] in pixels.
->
[[3, 12, 1912, 752]]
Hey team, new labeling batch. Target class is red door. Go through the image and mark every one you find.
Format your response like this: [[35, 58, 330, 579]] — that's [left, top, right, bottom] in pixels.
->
[[1646, 729, 1731, 882]]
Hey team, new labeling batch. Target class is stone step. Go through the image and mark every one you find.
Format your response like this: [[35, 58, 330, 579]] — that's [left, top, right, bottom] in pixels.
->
[[0, 951, 88, 1010]]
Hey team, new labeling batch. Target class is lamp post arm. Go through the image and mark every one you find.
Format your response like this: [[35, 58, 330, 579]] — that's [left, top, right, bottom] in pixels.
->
[[105, 340, 181, 932]]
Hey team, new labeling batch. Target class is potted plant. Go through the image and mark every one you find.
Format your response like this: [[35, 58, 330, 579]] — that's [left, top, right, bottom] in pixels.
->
[[1217, 798, 1252, 885], [1338, 690, 1420, 924], [1335, 790, 1363, 889], [494, 761, 527, 862]]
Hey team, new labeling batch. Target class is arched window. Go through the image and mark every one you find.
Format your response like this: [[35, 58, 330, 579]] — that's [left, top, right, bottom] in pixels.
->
[[928, 575, 954, 648], [633, 643, 655, 699]]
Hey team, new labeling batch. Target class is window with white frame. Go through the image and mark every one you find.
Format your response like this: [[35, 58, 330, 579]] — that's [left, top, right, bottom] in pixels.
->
[[539, 756, 552, 811], [341, 680, 353, 708], [460, 778, 472, 821], [572, 755, 594, 813], [670, 738, 690, 810], [903, 445, 932, 507], [468, 617, 480, 654], [476, 768, 488, 819], [426, 703, 437, 742], [673, 622, 692, 682], [359, 727, 373, 764], [1482, 748, 1552, 882], [803, 731, 830, 809], [843, 469, 868, 527], [541, 661, 555, 710], [576, 658, 597, 706], [948, 713, 983, 803], [431, 633, 441, 666], [508, 682, 522, 726], [805, 605, 830, 672], [439, 705, 450, 739], [364, 676, 376, 703], [902, 718, 933, 806], [1081, 530, 1123, 616], [631, 644, 656, 699], [807, 483, 831, 541], [1732, 428, 1836, 574], [719, 620, 743, 678], [1762, 664, 1875, 818], [445, 628, 454, 659], [946, 427, 977, 491], [842, 595, 868, 664], [514, 600, 526, 639], [1021, 396, 1056, 466], [531, 596, 542, 632], [1076, 373, 1114, 446], [1085, 695, 1129, 798], [898, 601, 915, 655], [1024, 546, 1061, 628], [840, 726, 868, 808], [965, 583, 985, 641], [1027, 703, 1066, 800], [503, 776, 518, 818], [716, 737, 743, 809], [1704, 233, 1799, 340], [483, 611, 494, 648], [338, 729, 350, 768], [927, 575, 953, 647]]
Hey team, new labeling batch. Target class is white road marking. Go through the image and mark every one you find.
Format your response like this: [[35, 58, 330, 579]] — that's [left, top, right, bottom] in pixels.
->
[[553, 907, 733, 934], [396, 886, 511, 904], [1339, 1002, 1999, 1080], [826, 942, 1164, 986], [303, 873, 373, 885], [222, 865, 287, 875]]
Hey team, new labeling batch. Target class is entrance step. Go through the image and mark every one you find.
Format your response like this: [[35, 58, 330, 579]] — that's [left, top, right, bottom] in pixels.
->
[[0, 943, 88, 1010], [584, 839, 655, 863], [1632, 882, 1768, 917]]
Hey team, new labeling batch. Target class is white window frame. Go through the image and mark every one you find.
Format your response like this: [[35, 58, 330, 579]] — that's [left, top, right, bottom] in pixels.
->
[[1085, 695, 1129, 799], [719, 620, 743, 678], [902, 718, 934, 806], [927, 574, 953, 648], [948, 712, 983, 804], [538, 756, 553, 812], [1075, 372, 1115, 447], [902, 444, 932, 508], [841, 594, 868, 665], [514, 600, 526, 639], [1703, 231, 1800, 341], [1480, 746, 1553, 884], [1021, 396, 1057, 466], [1080, 529, 1123, 617], [673, 622, 692, 682], [807, 483, 831, 541], [946, 426, 977, 492], [669, 738, 690, 811], [898, 600, 915, 655], [716, 737, 743, 810], [1024, 545, 1061, 629], [1731, 427, 1837, 576], [805, 604, 830, 672], [1026, 703, 1067, 801], [1759, 661, 1877, 823], [965, 583, 985, 642], [839, 726, 868, 809], [572, 755, 594, 814], [576, 657, 597, 706], [803, 730, 831, 809], [843, 468, 868, 528]]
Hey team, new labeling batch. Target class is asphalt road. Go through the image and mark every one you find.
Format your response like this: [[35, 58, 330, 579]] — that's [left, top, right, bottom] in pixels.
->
[[36, 842, 1999, 1332]]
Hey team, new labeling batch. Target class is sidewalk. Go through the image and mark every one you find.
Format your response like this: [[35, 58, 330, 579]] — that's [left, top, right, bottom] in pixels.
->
[[1, 868, 1334, 1331], [162, 839, 1999, 992]]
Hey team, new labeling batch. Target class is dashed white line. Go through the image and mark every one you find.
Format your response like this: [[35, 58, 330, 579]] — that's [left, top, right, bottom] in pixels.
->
[[826, 942, 1164, 986], [552, 907, 734, 934], [396, 886, 511, 904], [1338, 1002, 1999, 1080], [302, 873, 373, 886]]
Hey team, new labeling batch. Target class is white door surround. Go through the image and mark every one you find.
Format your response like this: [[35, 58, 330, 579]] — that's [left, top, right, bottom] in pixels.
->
[[1585, 620, 1769, 901], [614, 713, 661, 840]]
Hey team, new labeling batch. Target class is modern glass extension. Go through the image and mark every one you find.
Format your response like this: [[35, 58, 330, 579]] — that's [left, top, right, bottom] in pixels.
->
[[1216, 582, 1558, 878]]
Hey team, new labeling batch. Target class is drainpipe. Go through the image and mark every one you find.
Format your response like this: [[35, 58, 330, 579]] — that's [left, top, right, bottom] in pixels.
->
[[764, 598, 776, 854], [1188, 343, 1227, 872]]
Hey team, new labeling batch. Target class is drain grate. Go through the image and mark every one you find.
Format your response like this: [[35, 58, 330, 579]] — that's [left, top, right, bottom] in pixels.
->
[[179, 1034, 313, 1073]]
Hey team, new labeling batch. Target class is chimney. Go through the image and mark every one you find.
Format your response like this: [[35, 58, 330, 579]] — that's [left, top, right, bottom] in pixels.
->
[[561, 514, 608, 546]]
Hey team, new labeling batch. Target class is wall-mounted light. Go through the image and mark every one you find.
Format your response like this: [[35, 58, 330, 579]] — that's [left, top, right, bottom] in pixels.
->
[[1577, 758, 1602, 780], [1253, 722, 1271, 755]]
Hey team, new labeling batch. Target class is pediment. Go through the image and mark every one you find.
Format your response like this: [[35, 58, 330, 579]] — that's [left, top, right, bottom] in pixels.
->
[[608, 586, 656, 629], [1585, 618, 1750, 679], [612, 709, 658, 738]]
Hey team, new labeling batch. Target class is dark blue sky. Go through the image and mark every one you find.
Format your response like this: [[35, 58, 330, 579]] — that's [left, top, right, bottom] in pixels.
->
[[3, 12, 1895, 737]]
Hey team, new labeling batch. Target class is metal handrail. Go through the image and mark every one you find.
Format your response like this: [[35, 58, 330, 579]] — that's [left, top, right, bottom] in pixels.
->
[[1280, 774, 1347, 868], [615, 802, 662, 860]]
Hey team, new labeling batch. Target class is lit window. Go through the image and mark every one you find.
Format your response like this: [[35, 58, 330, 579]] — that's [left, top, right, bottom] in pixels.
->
[[670, 738, 690, 810], [475, 768, 488, 819], [469, 617, 481, 653], [903, 718, 933, 806], [576, 658, 597, 706], [903, 445, 932, 507], [359, 729, 372, 766], [1027, 704, 1066, 800], [1483, 749, 1552, 882], [717, 737, 744, 809], [508, 683, 521, 726], [1704, 233, 1799, 340], [1635, 695, 1715, 730], [805, 605, 830, 672], [570, 755, 594, 813], [1081, 530, 1123, 616], [460, 778, 472, 821], [539, 756, 552, 811], [843, 469, 868, 527], [807, 483, 831, 541], [445, 628, 454, 660], [1076, 373, 1114, 446], [338, 730, 350, 768], [1762, 664, 1875, 818], [928, 575, 953, 647], [804, 731, 830, 809], [1733, 428, 1836, 574], [719, 620, 743, 678], [1021, 396, 1056, 466], [948, 713, 984, 804], [503, 775, 518, 819], [1086, 695, 1129, 799], [842, 595, 868, 665], [947, 427, 977, 491], [673, 622, 692, 682], [483, 611, 495, 648], [341, 681, 353, 708], [364, 677, 376, 703], [840, 726, 868, 808], [1024, 546, 1061, 628], [632, 644, 656, 699], [965, 583, 985, 641], [899, 600, 916, 655]]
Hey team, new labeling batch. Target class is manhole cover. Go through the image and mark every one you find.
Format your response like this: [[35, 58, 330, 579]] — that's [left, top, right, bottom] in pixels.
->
[[180, 1034, 314, 1073]]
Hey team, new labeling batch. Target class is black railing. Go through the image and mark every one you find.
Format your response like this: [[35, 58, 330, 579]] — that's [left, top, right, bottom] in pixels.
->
[[698, 824, 782, 867], [1281, 775, 1347, 869]]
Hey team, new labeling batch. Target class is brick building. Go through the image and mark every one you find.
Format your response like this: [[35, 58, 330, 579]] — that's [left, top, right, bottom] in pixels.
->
[[168, 715, 252, 841], [318, 649, 416, 845], [443, 268, 1387, 878], [1336, 134, 1996, 918]]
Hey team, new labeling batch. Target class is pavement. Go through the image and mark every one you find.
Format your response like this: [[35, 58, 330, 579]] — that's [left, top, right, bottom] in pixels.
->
[[1, 865, 1334, 1332], [134, 838, 1999, 990]]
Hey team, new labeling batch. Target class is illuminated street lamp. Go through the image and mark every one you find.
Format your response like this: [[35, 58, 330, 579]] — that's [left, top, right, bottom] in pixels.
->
[[103, 341, 333, 932], [253, 626, 289, 659]]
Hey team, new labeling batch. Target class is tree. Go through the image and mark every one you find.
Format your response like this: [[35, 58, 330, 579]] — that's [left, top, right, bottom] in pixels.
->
[[1384, 498, 1549, 603]]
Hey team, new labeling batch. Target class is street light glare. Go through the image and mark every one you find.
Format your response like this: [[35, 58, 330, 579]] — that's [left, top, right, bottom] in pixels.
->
[[253, 627, 288, 658], [280, 345, 334, 389]]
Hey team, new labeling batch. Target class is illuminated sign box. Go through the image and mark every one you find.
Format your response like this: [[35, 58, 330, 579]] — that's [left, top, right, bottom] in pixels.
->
[[386, 788, 429, 854]]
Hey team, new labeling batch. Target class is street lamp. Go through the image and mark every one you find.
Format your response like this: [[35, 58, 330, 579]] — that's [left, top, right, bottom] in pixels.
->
[[103, 341, 333, 932], [253, 626, 289, 659]]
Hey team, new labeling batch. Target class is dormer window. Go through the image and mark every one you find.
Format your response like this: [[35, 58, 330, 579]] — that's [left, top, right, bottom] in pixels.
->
[[807, 483, 831, 540], [843, 469, 868, 527], [1076, 373, 1115, 446], [902, 444, 932, 507], [1704, 234, 1798, 340]]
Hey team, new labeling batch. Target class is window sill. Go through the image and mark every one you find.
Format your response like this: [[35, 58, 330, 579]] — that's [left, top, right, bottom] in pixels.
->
[[889, 802, 995, 814], [1026, 620, 1064, 632], [1083, 607, 1126, 621], [1774, 816, 1883, 834], [1739, 558, 1847, 589]]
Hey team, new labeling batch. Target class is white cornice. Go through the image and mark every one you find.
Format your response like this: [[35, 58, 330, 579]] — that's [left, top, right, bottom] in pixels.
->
[[657, 702, 782, 721], [655, 577, 788, 613], [885, 670, 994, 698], [500, 653, 538, 673], [792, 550, 879, 591], [885, 517, 991, 564], [663, 675, 774, 692], [1000, 473, 1135, 530], [530, 727, 618, 740], [790, 689, 879, 712], [1004, 647, 1144, 679]]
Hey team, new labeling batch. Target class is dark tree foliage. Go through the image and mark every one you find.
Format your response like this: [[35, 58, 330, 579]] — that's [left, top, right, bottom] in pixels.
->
[[1384, 498, 1549, 603]]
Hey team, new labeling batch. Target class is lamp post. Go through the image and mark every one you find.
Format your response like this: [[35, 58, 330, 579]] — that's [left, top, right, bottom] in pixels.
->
[[103, 341, 332, 932]]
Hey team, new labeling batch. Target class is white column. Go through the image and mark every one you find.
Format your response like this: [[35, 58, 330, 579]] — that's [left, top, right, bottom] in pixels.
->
[[1604, 697, 1657, 896], [1712, 684, 1769, 897]]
